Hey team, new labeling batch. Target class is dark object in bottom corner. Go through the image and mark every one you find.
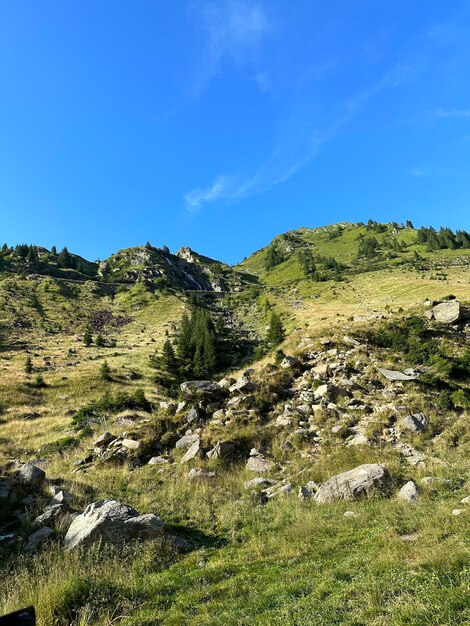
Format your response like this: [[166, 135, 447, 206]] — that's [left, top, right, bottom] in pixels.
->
[[0, 607, 35, 625]]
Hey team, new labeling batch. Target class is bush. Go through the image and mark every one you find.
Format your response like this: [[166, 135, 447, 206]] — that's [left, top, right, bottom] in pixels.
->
[[32, 374, 47, 388], [72, 389, 152, 430]]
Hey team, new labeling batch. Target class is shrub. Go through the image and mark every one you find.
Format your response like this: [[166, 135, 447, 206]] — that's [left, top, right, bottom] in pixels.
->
[[72, 389, 152, 430]]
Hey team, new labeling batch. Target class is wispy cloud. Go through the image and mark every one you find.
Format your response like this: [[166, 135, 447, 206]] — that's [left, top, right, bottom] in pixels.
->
[[184, 175, 233, 212], [185, 6, 466, 213], [184, 73, 401, 212], [191, 1, 270, 95]]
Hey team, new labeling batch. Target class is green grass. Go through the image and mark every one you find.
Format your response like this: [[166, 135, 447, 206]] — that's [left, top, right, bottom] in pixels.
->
[[1, 461, 468, 625], [0, 222, 469, 625]]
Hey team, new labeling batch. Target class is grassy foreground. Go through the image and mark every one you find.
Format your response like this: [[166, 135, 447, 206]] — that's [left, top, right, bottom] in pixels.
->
[[0, 222, 469, 625], [1, 449, 469, 626]]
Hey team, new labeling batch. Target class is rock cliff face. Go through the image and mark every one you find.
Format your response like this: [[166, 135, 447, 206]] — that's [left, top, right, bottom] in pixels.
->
[[102, 245, 247, 292]]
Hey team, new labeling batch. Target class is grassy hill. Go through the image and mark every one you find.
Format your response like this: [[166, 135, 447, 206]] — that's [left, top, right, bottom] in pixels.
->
[[0, 221, 469, 626]]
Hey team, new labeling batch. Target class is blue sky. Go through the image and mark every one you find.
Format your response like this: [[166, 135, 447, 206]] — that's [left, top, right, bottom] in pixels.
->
[[1, 1, 470, 264]]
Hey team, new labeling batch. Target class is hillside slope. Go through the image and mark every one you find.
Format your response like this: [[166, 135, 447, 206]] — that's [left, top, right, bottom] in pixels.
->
[[0, 221, 469, 626]]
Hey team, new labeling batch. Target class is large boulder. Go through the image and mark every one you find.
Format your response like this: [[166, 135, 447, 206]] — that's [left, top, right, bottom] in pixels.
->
[[93, 432, 116, 448], [175, 434, 200, 450], [246, 455, 275, 474], [64, 499, 163, 549], [229, 379, 257, 394], [180, 381, 225, 399], [180, 440, 204, 463], [16, 463, 46, 489], [378, 368, 418, 382], [206, 441, 236, 461], [314, 464, 389, 504], [0, 479, 14, 502], [401, 413, 426, 433], [188, 468, 215, 480], [398, 481, 418, 502], [26, 527, 55, 552], [433, 300, 466, 324]]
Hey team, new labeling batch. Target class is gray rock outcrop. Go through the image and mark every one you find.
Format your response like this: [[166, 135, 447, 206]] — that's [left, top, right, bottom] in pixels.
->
[[64, 499, 163, 549], [314, 464, 389, 504]]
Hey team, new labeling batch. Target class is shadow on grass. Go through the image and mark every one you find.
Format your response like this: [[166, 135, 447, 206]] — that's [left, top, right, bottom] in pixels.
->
[[165, 523, 229, 551]]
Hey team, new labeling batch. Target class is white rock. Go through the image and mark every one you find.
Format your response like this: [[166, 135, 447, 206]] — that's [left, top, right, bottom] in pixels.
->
[[398, 481, 418, 502]]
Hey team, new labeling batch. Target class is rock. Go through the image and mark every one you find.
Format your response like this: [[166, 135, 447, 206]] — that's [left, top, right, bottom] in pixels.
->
[[452, 509, 465, 516], [218, 377, 236, 389], [22, 412, 41, 420], [16, 463, 46, 489], [401, 413, 426, 433], [460, 496, 470, 505], [121, 439, 140, 450], [244, 477, 274, 490], [148, 456, 169, 465], [64, 499, 163, 549], [280, 440, 295, 453], [280, 356, 298, 369], [347, 434, 369, 447], [246, 456, 275, 473], [398, 481, 418, 502], [314, 464, 389, 504], [93, 432, 116, 448], [180, 381, 224, 398], [343, 511, 358, 518], [180, 440, 204, 463], [378, 368, 418, 381], [211, 409, 226, 421], [313, 384, 329, 400], [175, 434, 200, 450], [206, 441, 236, 460], [229, 379, 256, 394], [268, 483, 294, 498], [433, 300, 466, 324], [34, 504, 66, 526], [343, 335, 361, 347], [0, 479, 13, 501], [176, 401, 188, 414], [49, 489, 72, 507], [227, 394, 254, 409], [188, 468, 215, 480], [298, 486, 313, 500], [25, 527, 55, 552], [395, 443, 426, 466], [305, 481, 320, 493], [186, 406, 200, 423]]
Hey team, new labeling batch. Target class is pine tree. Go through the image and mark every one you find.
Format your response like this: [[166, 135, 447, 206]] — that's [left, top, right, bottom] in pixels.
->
[[83, 327, 93, 347], [202, 328, 217, 374], [24, 356, 33, 374], [100, 360, 111, 381], [27, 246, 39, 265], [266, 312, 285, 346], [51, 245, 57, 255], [177, 313, 193, 363], [95, 334, 105, 347], [265, 243, 285, 270], [192, 344, 205, 377], [161, 339, 178, 374], [57, 247, 71, 268]]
